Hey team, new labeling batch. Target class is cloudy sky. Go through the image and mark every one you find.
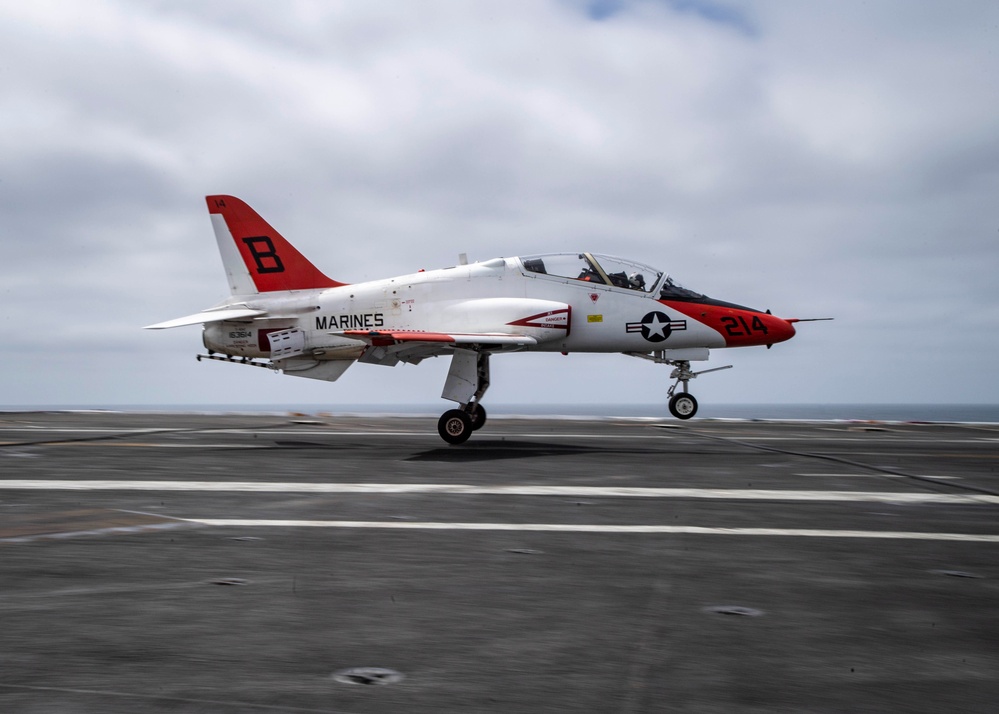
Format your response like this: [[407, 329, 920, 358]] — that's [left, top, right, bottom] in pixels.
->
[[2, 0, 997, 411]]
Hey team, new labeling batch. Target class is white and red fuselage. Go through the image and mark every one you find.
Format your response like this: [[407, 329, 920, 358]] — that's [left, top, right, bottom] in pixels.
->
[[147, 195, 801, 441], [199, 254, 795, 361]]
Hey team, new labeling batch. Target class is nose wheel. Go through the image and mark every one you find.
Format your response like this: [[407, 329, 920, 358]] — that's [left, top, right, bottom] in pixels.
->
[[668, 391, 698, 420], [626, 354, 731, 421]]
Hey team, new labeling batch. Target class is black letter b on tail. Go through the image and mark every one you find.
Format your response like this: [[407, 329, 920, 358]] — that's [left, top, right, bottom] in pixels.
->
[[242, 236, 285, 274]]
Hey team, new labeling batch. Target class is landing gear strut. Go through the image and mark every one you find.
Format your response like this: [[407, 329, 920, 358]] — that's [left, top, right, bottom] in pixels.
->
[[437, 349, 490, 444]]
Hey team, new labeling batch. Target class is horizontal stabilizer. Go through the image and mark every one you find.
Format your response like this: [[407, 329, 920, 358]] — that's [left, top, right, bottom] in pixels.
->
[[143, 307, 267, 330]]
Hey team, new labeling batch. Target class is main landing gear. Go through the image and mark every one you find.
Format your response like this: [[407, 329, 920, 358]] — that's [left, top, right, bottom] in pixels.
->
[[438, 404, 486, 445], [437, 349, 490, 445]]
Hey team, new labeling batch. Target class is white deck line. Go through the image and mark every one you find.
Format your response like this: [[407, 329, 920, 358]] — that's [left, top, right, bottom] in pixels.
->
[[183, 519, 999, 542], [1, 480, 997, 504]]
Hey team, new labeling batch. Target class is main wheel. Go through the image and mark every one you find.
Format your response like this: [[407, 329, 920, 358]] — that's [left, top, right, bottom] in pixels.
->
[[668, 392, 698, 420], [438, 409, 473, 444], [467, 403, 487, 431]]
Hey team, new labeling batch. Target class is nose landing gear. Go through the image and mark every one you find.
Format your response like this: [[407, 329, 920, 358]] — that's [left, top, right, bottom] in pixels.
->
[[628, 351, 732, 421], [665, 359, 732, 420]]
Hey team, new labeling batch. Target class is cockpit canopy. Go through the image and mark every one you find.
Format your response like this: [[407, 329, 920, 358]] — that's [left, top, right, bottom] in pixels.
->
[[519, 252, 705, 301], [520, 253, 663, 293]]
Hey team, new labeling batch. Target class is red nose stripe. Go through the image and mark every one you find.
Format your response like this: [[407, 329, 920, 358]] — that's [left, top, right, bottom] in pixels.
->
[[660, 301, 795, 347]]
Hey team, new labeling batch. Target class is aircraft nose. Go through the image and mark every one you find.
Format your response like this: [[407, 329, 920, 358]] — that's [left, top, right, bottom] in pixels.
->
[[767, 315, 796, 344]]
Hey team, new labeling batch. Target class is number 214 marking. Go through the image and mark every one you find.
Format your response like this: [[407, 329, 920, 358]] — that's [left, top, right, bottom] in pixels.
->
[[720, 315, 768, 337]]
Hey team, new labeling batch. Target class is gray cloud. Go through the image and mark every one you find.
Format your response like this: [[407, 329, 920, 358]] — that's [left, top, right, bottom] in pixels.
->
[[2, 0, 997, 408]]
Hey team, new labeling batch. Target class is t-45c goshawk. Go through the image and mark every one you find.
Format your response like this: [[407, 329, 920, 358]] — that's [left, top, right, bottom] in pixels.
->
[[147, 196, 824, 444]]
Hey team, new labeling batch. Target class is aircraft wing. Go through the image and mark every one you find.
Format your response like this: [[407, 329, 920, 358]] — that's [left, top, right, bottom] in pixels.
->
[[341, 329, 537, 367], [337, 298, 567, 361], [341, 330, 538, 347], [143, 307, 267, 330]]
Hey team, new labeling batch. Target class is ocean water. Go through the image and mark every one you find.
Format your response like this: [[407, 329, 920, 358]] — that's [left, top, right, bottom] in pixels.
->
[[486, 403, 999, 423], [10, 403, 999, 423]]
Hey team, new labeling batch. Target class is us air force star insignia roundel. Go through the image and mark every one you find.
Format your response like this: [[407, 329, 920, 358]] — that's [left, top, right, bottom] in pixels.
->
[[626, 311, 687, 343]]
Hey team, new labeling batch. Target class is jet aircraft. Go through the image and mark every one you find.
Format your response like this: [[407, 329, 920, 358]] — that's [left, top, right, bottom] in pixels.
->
[[147, 195, 809, 444]]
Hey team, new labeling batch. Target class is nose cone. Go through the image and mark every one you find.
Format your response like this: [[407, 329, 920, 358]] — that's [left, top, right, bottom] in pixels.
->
[[656, 296, 798, 347], [767, 315, 797, 345]]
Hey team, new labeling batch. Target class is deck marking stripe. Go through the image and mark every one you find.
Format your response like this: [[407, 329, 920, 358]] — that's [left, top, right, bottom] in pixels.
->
[[181, 519, 999, 542], [4, 427, 989, 443], [0, 683, 346, 713], [1, 480, 997, 504], [798, 473, 962, 480]]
